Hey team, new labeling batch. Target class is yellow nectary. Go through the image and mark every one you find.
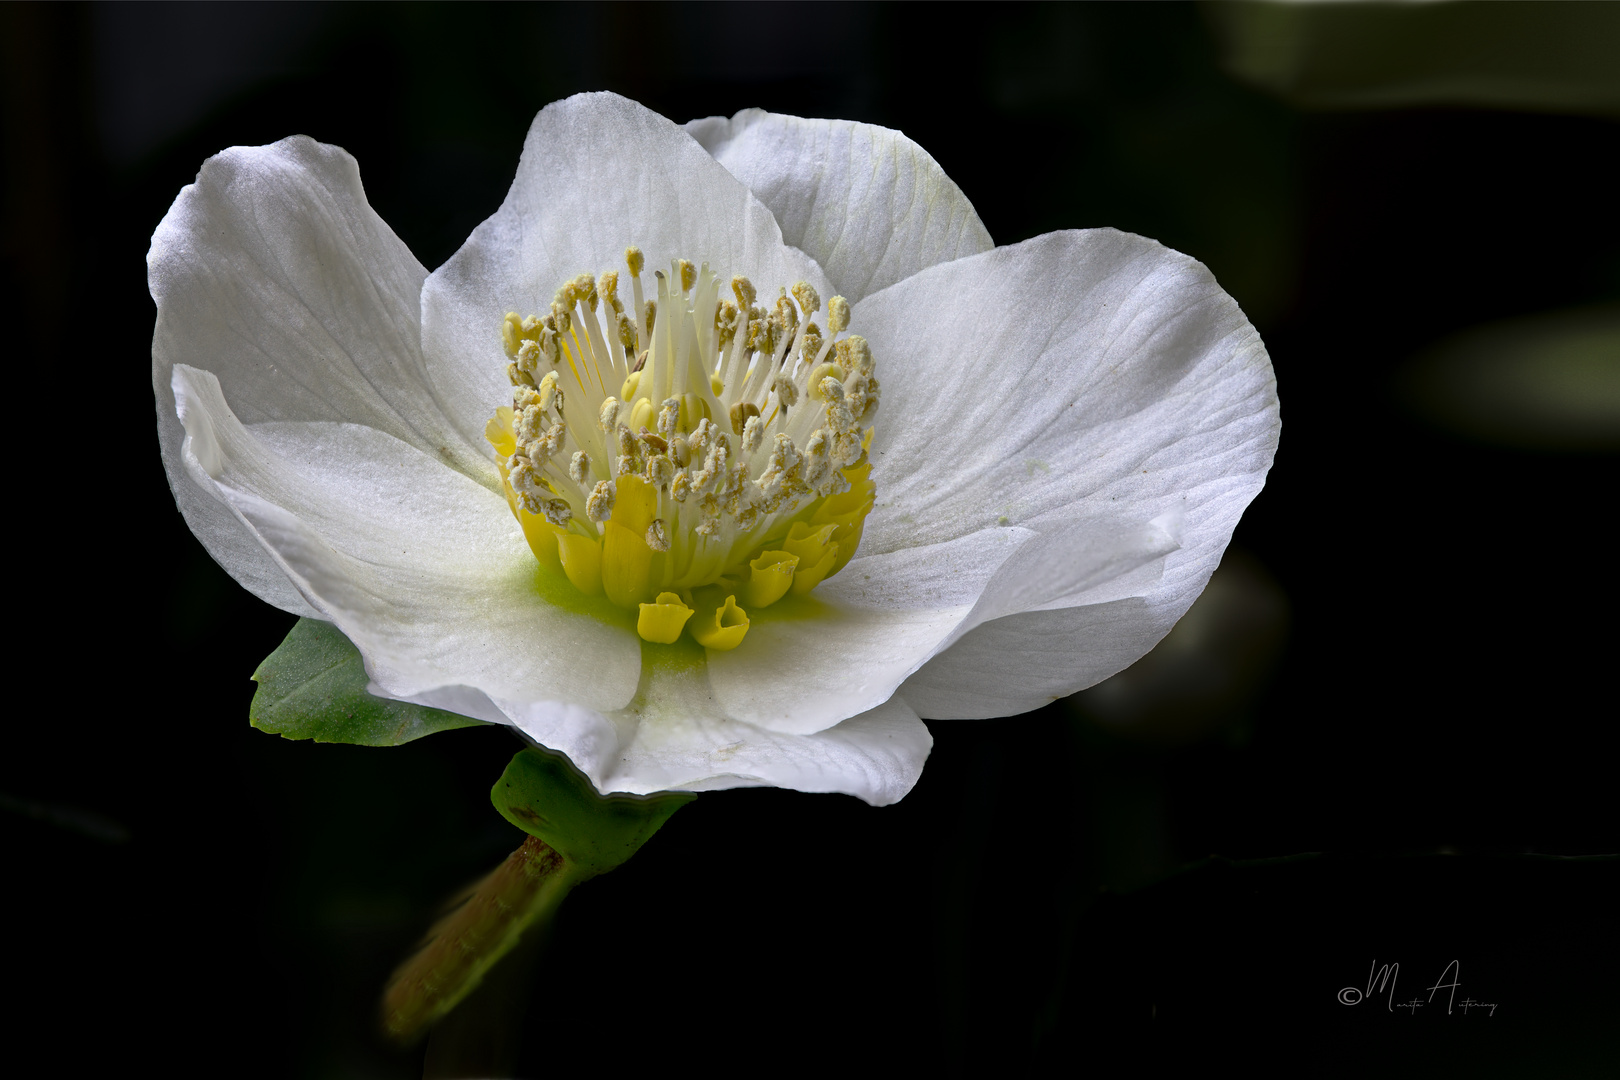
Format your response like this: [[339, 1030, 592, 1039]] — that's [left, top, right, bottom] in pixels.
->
[[485, 247, 878, 651]]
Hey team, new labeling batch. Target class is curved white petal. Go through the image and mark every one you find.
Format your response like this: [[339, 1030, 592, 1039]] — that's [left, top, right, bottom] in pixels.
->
[[421, 92, 832, 462], [899, 599, 1166, 719], [171, 364, 642, 714], [862, 229, 1280, 711], [686, 110, 994, 303], [704, 526, 1035, 735], [150, 135, 491, 615], [503, 665, 933, 807]]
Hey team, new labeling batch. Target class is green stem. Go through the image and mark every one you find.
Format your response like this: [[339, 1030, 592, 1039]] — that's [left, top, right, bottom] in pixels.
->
[[381, 835, 588, 1044]]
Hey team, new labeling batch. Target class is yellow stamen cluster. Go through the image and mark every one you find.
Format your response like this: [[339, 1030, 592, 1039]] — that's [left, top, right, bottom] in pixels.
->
[[485, 246, 879, 651]]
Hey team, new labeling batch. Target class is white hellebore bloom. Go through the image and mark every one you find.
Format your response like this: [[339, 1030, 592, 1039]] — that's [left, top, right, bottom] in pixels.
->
[[151, 93, 1279, 806]]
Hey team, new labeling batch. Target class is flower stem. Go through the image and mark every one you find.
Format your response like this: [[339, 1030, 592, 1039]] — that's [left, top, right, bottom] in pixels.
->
[[381, 835, 587, 1044]]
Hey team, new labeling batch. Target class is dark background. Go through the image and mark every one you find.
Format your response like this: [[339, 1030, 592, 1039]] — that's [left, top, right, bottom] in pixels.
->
[[3, 3, 1616, 1077]]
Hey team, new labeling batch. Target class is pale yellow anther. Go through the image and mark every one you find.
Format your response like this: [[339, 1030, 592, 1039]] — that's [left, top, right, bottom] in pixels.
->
[[774, 290, 798, 337], [636, 591, 692, 644], [799, 322, 823, 363], [742, 414, 763, 454], [792, 282, 820, 316], [599, 270, 622, 313], [757, 433, 802, 499], [803, 429, 832, 488], [729, 400, 760, 436], [859, 387, 879, 425], [599, 397, 621, 433], [586, 479, 617, 523], [643, 300, 657, 341], [731, 275, 757, 309], [746, 314, 773, 354], [657, 398, 680, 439], [708, 433, 731, 475], [617, 423, 640, 462], [835, 335, 875, 376], [670, 471, 692, 502], [507, 363, 535, 388], [516, 338, 541, 373], [689, 417, 715, 455], [572, 273, 598, 312], [772, 374, 799, 409], [540, 497, 573, 527], [550, 304, 571, 334], [807, 363, 846, 401], [515, 405, 545, 443], [625, 246, 645, 276], [513, 385, 542, 412], [715, 298, 740, 344], [540, 422, 567, 458], [669, 435, 691, 468], [678, 259, 696, 293], [502, 312, 524, 356], [509, 459, 542, 495], [536, 370, 560, 412], [569, 451, 590, 486], [645, 518, 671, 552], [827, 295, 850, 334], [645, 453, 674, 491], [832, 426, 861, 468], [617, 312, 637, 351]]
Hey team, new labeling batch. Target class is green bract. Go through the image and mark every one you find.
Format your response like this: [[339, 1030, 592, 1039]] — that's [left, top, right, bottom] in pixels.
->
[[491, 747, 694, 877], [250, 618, 483, 745]]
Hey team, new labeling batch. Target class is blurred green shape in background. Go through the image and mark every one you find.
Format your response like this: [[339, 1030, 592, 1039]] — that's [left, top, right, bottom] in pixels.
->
[[1399, 304, 1620, 451], [1208, 0, 1620, 116]]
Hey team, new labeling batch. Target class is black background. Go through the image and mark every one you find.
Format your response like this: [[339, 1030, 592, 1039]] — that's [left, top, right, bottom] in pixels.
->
[[3, 3, 1616, 1077]]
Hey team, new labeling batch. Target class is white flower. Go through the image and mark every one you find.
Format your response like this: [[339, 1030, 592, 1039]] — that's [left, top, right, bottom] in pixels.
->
[[150, 93, 1279, 806]]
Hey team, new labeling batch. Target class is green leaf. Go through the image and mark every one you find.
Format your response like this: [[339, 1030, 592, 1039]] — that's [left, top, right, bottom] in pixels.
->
[[250, 618, 485, 745], [491, 747, 695, 877]]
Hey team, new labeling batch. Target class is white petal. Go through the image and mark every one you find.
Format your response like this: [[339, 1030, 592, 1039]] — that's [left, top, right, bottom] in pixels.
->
[[704, 526, 1036, 735], [504, 663, 933, 807], [171, 364, 642, 714], [686, 110, 994, 302], [900, 599, 1167, 719], [150, 136, 492, 615], [421, 92, 832, 461], [855, 229, 1278, 714]]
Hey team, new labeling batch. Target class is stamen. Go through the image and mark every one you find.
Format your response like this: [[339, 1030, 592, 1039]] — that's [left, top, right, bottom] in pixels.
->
[[586, 480, 616, 523], [486, 248, 880, 650]]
